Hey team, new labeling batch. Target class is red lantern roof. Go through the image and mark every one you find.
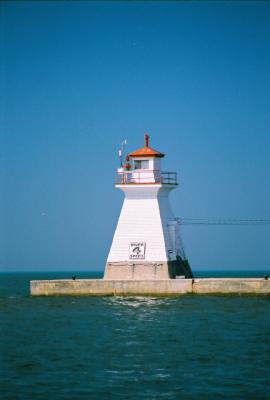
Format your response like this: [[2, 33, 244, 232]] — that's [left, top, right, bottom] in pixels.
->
[[128, 134, 165, 158]]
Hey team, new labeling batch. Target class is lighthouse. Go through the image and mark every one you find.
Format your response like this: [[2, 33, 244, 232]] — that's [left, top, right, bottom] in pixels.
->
[[104, 134, 193, 280]]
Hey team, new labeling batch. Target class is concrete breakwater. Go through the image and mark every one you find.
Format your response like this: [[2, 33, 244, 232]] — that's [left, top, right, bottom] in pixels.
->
[[30, 278, 270, 296]]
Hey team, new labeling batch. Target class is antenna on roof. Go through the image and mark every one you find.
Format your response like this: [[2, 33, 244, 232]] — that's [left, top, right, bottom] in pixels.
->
[[118, 139, 127, 167]]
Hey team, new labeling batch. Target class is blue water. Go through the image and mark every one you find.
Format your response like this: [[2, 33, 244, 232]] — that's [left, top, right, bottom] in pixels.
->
[[1, 271, 270, 400]]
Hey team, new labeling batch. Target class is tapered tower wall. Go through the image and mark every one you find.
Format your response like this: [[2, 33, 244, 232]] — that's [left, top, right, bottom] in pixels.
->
[[106, 185, 168, 263], [104, 184, 193, 280]]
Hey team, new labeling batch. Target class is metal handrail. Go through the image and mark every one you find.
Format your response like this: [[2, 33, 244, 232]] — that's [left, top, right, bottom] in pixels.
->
[[115, 170, 178, 185]]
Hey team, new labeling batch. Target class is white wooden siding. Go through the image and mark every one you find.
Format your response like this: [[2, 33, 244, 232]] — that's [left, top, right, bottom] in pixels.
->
[[107, 185, 178, 263]]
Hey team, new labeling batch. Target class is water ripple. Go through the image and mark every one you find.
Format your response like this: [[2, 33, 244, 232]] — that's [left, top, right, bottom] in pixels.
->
[[1, 273, 270, 400]]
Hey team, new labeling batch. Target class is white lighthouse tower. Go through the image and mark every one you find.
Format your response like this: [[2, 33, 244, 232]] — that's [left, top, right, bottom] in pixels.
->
[[104, 134, 193, 280]]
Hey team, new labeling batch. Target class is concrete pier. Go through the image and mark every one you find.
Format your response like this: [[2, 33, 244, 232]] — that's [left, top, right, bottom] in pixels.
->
[[30, 278, 270, 296]]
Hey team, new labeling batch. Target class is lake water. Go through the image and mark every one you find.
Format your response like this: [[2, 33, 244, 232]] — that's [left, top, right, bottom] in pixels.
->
[[1, 271, 270, 399]]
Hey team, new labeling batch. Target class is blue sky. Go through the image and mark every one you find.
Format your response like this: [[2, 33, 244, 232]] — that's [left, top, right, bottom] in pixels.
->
[[1, 1, 270, 272]]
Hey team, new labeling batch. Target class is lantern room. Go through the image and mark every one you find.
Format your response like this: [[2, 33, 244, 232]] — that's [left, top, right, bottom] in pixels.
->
[[116, 134, 177, 185], [129, 133, 164, 172]]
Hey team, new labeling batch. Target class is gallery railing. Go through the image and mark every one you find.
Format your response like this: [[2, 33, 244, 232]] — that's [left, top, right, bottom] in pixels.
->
[[115, 170, 178, 185]]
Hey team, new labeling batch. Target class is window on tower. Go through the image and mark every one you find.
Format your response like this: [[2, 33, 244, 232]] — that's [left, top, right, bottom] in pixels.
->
[[134, 160, 149, 170]]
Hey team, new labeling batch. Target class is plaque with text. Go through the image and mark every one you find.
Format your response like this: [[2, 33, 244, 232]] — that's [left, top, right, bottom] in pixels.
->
[[129, 242, 146, 260]]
